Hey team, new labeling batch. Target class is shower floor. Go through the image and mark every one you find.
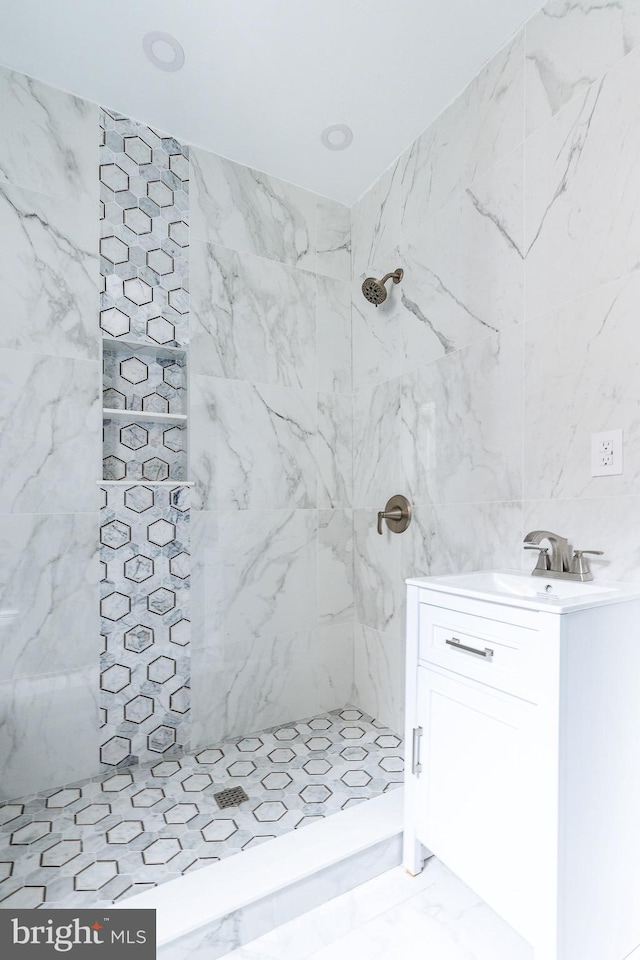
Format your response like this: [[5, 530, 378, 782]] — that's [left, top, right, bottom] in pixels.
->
[[0, 706, 403, 911]]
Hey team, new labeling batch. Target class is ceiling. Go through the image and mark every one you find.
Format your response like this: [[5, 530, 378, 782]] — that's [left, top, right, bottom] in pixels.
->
[[0, 0, 544, 205]]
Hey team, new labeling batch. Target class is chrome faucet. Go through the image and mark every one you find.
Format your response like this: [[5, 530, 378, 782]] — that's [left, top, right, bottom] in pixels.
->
[[523, 530, 604, 582]]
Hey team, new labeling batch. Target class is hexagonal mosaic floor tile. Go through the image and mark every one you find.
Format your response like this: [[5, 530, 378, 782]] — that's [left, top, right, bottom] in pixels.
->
[[0, 706, 402, 911]]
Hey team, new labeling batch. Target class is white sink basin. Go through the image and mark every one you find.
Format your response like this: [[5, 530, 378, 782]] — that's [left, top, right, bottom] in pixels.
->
[[406, 569, 640, 613]]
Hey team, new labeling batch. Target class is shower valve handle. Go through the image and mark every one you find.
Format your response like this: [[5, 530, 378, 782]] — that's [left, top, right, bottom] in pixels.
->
[[377, 495, 412, 535]]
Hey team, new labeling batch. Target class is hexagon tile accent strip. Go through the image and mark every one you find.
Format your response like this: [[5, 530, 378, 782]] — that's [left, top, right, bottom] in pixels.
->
[[100, 485, 190, 769], [0, 707, 402, 911], [100, 109, 189, 348]]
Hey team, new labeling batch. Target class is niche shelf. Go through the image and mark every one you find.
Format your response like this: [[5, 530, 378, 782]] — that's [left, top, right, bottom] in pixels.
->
[[101, 338, 189, 483]]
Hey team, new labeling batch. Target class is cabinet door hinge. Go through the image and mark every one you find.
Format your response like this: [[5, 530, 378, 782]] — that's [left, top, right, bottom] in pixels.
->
[[412, 726, 423, 776]]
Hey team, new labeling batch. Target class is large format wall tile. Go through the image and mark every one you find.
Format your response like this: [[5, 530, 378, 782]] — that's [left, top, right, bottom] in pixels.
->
[[317, 276, 351, 394], [319, 509, 354, 627], [400, 147, 524, 372], [522, 497, 640, 583], [0, 349, 100, 514], [525, 274, 640, 500], [353, 377, 403, 509], [352, 275, 403, 390], [526, 0, 640, 135], [525, 45, 640, 319], [401, 501, 524, 582], [351, 31, 525, 277], [192, 509, 318, 644], [190, 240, 316, 387], [353, 509, 403, 638], [190, 147, 316, 270], [352, 624, 404, 735], [191, 376, 317, 511], [0, 181, 98, 360], [318, 393, 353, 509], [0, 513, 98, 680], [99, 485, 190, 769], [401, 327, 523, 507], [0, 65, 98, 204], [316, 197, 351, 282], [0, 666, 100, 801], [191, 624, 353, 747]]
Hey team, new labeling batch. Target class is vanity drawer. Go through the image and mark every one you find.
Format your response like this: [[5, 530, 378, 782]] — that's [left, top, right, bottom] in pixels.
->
[[418, 603, 541, 702]]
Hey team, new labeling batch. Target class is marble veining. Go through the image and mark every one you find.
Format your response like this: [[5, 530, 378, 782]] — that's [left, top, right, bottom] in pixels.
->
[[0, 65, 97, 204], [526, 0, 640, 135], [317, 276, 351, 394], [318, 511, 354, 626], [525, 44, 640, 319], [191, 376, 318, 511], [317, 394, 353, 509], [316, 198, 351, 282], [0, 706, 402, 910], [190, 148, 316, 270], [0, 181, 99, 360], [190, 240, 317, 389], [0, 349, 100, 515]]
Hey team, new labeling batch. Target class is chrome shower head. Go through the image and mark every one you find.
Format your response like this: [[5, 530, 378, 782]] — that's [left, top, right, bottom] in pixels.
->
[[361, 268, 403, 306]]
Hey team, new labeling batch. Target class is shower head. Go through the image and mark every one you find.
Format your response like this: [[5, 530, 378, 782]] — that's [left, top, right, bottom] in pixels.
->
[[361, 268, 403, 306]]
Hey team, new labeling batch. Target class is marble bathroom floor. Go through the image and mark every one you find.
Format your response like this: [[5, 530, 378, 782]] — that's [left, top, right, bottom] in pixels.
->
[[0, 706, 402, 910], [218, 858, 534, 960]]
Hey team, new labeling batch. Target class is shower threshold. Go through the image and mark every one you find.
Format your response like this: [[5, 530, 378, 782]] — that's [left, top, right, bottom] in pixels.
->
[[0, 705, 404, 924]]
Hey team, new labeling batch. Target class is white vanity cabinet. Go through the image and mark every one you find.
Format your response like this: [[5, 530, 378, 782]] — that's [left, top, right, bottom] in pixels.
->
[[403, 573, 640, 960]]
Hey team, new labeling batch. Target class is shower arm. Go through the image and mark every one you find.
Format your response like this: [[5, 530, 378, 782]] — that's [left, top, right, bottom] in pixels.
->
[[379, 270, 403, 286]]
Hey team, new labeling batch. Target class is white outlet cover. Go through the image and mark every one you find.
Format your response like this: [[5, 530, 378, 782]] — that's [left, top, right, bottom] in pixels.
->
[[591, 429, 623, 477]]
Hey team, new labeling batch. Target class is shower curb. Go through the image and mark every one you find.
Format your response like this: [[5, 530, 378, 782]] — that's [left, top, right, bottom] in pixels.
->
[[115, 789, 403, 958]]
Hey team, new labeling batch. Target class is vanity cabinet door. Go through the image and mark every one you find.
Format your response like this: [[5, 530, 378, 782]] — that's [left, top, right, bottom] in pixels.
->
[[414, 664, 539, 943]]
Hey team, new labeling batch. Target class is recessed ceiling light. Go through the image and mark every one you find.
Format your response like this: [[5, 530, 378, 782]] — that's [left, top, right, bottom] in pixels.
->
[[142, 31, 185, 73], [321, 125, 353, 151]]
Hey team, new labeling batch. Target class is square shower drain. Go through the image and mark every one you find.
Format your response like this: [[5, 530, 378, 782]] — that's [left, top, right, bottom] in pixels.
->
[[214, 786, 249, 809]]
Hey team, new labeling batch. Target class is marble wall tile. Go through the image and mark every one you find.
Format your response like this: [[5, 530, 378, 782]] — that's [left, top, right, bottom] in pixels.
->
[[352, 624, 404, 735], [0, 181, 98, 360], [353, 509, 403, 638], [350, 31, 525, 277], [400, 146, 524, 372], [190, 147, 316, 270], [353, 377, 403, 510], [190, 240, 316, 388], [0, 349, 100, 514], [526, 0, 640, 136], [190, 624, 353, 747], [191, 376, 317, 511], [317, 276, 351, 394], [401, 327, 523, 507], [400, 501, 524, 583], [319, 510, 354, 626], [525, 274, 640, 500], [317, 394, 353, 509], [352, 271, 403, 390], [0, 65, 97, 204], [316, 197, 351, 281], [192, 509, 318, 645], [0, 666, 100, 801], [99, 485, 191, 768], [522, 497, 640, 582], [525, 45, 640, 319], [0, 513, 98, 680]]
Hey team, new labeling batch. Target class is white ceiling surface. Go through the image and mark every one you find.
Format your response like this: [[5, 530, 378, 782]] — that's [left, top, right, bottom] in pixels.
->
[[0, 0, 545, 205]]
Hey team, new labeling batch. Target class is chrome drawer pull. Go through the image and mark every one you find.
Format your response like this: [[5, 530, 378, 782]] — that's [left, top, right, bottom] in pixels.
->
[[445, 637, 494, 660]]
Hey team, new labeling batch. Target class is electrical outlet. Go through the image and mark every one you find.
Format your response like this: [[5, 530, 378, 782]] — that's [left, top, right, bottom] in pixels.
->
[[591, 429, 623, 477]]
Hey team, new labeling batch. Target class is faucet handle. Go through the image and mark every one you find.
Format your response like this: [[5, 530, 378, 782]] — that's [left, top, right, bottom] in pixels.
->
[[570, 549, 604, 579], [524, 544, 551, 572]]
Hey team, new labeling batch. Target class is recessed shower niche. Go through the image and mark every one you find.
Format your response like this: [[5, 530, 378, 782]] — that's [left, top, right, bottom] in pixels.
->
[[102, 338, 188, 482]]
